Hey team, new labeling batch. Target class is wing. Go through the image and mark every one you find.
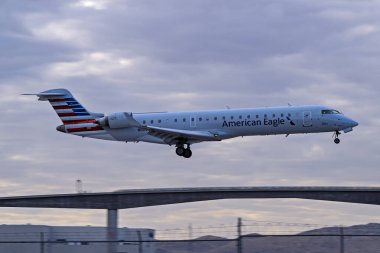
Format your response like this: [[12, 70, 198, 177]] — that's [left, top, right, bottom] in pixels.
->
[[141, 125, 222, 145]]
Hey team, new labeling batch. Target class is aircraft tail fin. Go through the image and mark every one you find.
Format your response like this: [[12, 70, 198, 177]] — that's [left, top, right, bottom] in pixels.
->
[[23, 88, 106, 134]]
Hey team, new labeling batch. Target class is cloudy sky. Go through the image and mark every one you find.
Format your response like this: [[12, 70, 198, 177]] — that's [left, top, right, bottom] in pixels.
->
[[1, 0, 380, 236]]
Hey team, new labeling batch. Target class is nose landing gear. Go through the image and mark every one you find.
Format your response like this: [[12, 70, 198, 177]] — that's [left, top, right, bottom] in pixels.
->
[[333, 131, 341, 144], [175, 144, 192, 158]]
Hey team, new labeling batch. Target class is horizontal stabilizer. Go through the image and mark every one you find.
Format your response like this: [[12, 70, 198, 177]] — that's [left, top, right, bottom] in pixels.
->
[[22, 92, 67, 101], [22, 93, 66, 96]]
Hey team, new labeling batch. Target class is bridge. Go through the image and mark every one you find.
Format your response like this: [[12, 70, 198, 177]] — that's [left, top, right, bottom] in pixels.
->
[[1, 186, 380, 253]]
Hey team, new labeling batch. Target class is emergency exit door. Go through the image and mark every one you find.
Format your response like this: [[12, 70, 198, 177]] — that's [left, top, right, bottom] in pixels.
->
[[303, 111, 312, 127]]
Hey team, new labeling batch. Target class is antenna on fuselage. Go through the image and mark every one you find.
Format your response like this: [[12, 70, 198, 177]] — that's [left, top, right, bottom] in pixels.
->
[[226, 105, 231, 109], [288, 103, 292, 106]]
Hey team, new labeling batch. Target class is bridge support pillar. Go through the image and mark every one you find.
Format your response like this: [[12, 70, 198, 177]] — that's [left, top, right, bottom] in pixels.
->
[[107, 209, 118, 253]]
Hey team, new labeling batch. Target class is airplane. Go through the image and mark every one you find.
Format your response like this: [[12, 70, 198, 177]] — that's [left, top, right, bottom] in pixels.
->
[[24, 88, 359, 158]]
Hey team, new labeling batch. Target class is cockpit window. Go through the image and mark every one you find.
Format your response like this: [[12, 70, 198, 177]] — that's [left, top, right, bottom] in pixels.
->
[[322, 109, 341, 115]]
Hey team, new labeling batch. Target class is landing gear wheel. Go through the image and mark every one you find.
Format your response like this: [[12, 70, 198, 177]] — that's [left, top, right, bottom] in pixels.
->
[[333, 131, 341, 144], [176, 146, 185, 156], [183, 149, 192, 158]]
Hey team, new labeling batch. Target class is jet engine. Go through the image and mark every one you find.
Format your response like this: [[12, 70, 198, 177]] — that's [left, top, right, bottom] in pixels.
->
[[95, 112, 140, 129]]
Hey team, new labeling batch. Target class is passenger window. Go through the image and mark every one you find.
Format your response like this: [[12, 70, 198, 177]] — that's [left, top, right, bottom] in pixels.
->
[[199, 117, 202, 121], [191, 118, 194, 122], [222, 116, 226, 120], [214, 117, 217, 120], [158, 119, 161, 123], [256, 115, 259, 119], [143, 120, 146, 124], [174, 118, 177, 122], [247, 115, 250, 119], [150, 120, 154, 124], [264, 114, 267, 118], [272, 114, 275, 118], [231, 116, 234, 120], [281, 113, 284, 117], [183, 118, 186, 122], [288, 113, 291, 117]]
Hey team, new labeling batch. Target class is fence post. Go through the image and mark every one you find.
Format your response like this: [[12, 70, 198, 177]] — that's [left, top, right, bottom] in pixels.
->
[[40, 232, 45, 253], [237, 217, 242, 253], [137, 230, 143, 253], [107, 209, 118, 253], [188, 223, 193, 252], [340, 226, 345, 253]]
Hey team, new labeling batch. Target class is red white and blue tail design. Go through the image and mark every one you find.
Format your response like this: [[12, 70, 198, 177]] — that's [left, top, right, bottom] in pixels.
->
[[24, 89, 114, 140]]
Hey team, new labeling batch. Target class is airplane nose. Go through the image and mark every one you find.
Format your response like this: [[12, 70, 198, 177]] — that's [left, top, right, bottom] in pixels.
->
[[350, 119, 359, 128]]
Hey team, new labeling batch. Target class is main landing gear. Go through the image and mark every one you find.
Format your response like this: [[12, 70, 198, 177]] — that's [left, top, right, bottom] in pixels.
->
[[175, 144, 192, 158], [333, 130, 341, 144]]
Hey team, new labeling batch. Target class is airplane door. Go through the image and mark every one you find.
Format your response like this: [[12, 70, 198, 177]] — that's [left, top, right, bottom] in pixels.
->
[[303, 111, 312, 127], [190, 115, 196, 128]]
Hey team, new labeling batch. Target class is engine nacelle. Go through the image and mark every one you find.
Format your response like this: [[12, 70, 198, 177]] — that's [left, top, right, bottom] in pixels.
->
[[96, 112, 140, 129]]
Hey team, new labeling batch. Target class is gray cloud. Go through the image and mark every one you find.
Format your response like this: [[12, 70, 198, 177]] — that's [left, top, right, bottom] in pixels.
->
[[0, 0, 379, 232]]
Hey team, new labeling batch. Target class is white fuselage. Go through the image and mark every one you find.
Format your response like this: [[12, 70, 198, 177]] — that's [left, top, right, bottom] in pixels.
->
[[101, 105, 358, 144]]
